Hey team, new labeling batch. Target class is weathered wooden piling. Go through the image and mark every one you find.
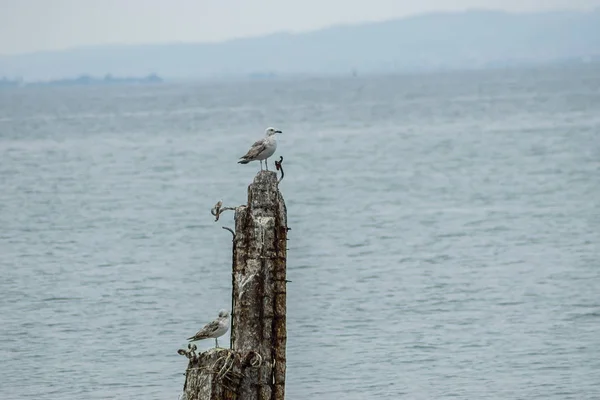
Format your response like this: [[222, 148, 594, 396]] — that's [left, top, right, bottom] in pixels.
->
[[180, 170, 288, 400]]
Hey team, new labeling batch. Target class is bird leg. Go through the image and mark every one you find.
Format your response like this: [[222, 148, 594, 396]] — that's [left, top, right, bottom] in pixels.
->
[[215, 338, 218, 348], [265, 159, 269, 171], [259, 160, 263, 170]]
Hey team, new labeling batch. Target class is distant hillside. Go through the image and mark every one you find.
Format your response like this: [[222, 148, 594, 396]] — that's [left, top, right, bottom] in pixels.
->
[[1, 8, 599, 80]]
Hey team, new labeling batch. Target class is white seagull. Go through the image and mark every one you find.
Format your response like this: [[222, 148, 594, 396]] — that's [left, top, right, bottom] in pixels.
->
[[187, 309, 230, 348], [238, 127, 282, 171]]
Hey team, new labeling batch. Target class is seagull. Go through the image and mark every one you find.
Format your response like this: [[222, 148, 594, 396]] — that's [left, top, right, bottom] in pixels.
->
[[187, 309, 230, 348], [238, 127, 282, 171]]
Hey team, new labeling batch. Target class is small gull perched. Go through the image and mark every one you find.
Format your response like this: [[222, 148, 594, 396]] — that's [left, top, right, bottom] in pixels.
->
[[187, 309, 230, 348], [238, 127, 282, 171]]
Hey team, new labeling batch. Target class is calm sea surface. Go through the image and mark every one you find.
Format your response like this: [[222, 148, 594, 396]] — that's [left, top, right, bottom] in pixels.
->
[[1, 66, 599, 399]]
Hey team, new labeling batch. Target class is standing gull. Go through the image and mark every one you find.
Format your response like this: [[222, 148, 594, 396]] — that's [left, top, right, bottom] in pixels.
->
[[238, 127, 282, 171], [187, 309, 230, 348]]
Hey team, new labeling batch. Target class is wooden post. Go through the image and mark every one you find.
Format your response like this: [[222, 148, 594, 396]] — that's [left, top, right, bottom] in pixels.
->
[[180, 170, 288, 400]]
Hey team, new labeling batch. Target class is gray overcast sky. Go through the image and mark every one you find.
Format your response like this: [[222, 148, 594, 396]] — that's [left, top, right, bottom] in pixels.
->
[[1, 0, 599, 55]]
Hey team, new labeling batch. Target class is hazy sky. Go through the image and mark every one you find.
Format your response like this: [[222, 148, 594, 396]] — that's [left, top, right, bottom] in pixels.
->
[[1, 0, 599, 55]]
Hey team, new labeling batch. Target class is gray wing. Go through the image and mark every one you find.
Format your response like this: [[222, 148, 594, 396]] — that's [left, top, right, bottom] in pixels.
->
[[240, 139, 267, 160], [188, 319, 219, 340]]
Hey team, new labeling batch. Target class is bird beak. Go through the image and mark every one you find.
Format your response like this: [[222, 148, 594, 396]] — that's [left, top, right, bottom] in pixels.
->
[[275, 130, 282, 134]]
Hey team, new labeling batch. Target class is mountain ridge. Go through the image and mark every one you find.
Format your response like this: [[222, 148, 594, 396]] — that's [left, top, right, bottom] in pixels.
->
[[1, 8, 599, 80]]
